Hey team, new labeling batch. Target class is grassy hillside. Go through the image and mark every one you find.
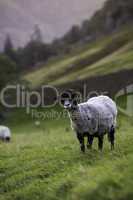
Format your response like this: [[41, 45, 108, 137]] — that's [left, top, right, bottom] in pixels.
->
[[2, 26, 133, 200], [24, 28, 133, 88], [0, 106, 133, 200]]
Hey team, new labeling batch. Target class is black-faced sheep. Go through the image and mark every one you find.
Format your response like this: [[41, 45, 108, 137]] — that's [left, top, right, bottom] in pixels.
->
[[0, 126, 11, 142], [61, 90, 117, 152]]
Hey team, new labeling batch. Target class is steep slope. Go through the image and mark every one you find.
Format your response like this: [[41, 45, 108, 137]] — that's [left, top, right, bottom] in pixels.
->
[[80, 0, 133, 38], [23, 27, 133, 88], [57, 0, 133, 47]]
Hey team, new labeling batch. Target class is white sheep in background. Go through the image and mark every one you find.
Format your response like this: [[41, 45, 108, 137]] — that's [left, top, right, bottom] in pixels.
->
[[61, 90, 117, 152], [0, 126, 11, 142]]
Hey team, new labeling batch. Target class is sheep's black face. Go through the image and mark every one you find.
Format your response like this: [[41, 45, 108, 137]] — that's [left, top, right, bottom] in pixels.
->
[[60, 89, 79, 110]]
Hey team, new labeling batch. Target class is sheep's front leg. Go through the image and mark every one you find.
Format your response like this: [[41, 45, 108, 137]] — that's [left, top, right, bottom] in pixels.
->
[[87, 135, 94, 150], [98, 135, 104, 151], [77, 132, 85, 153]]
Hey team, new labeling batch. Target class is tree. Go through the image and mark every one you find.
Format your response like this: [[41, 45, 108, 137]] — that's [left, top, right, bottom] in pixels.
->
[[21, 25, 44, 66], [4, 34, 17, 63], [63, 25, 82, 44], [31, 24, 43, 43], [0, 55, 17, 90], [19, 40, 55, 69], [0, 55, 18, 120], [18, 25, 55, 68], [4, 34, 14, 58]]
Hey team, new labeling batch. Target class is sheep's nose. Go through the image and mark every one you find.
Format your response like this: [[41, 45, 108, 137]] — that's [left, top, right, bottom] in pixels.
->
[[64, 105, 71, 109], [64, 100, 71, 109]]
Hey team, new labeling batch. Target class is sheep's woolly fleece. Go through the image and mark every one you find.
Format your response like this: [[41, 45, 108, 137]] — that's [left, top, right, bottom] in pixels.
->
[[0, 126, 11, 140], [69, 96, 117, 135]]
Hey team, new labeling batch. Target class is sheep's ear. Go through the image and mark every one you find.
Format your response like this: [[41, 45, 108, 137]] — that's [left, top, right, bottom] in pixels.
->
[[73, 100, 78, 106], [60, 94, 65, 106], [71, 92, 81, 103]]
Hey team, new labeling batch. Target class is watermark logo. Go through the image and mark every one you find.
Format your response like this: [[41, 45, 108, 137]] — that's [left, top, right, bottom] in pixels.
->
[[115, 84, 133, 117], [0, 83, 109, 121], [0, 85, 59, 114]]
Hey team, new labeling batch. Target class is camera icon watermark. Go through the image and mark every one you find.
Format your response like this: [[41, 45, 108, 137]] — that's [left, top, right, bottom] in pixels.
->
[[115, 84, 133, 117]]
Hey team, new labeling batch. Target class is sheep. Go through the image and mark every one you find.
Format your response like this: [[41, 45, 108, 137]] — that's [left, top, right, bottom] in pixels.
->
[[61, 90, 117, 152], [0, 126, 11, 142]]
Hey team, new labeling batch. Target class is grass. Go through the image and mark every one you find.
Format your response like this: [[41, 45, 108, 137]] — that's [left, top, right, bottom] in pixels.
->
[[23, 27, 133, 88], [0, 105, 133, 200]]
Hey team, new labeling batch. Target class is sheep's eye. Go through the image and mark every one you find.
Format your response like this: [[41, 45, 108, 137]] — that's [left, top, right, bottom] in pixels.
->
[[88, 117, 90, 120]]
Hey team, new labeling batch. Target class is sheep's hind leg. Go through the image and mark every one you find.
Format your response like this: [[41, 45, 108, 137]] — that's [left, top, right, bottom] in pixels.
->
[[77, 132, 85, 153], [87, 135, 94, 150], [108, 126, 115, 150], [98, 135, 104, 151]]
